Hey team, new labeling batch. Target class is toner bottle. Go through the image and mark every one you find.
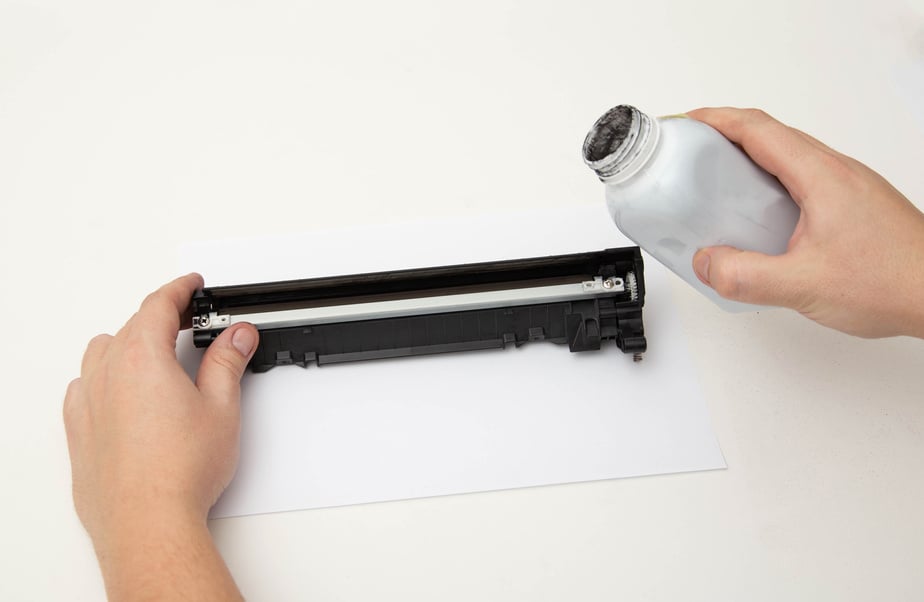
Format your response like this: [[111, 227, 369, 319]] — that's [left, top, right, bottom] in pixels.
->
[[582, 105, 800, 311]]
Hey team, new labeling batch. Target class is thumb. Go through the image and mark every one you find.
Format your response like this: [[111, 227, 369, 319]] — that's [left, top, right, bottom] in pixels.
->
[[196, 323, 259, 403], [693, 246, 796, 307]]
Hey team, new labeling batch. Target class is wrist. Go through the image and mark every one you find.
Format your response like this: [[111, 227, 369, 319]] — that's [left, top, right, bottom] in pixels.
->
[[90, 497, 204, 551], [92, 506, 205, 590], [93, 507, 241, 601], [92, 504, 205, 567]]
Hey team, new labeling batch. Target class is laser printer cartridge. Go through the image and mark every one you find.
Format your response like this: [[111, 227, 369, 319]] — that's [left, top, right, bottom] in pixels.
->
[[191, 247, 647, 371]]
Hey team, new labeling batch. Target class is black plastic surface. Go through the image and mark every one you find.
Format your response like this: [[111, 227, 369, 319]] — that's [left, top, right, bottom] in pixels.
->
[[192, 247, 646, 371]]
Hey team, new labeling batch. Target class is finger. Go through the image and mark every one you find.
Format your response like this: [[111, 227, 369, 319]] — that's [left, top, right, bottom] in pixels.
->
[[81, 333, 113, 376], [685, 107, 829, 204], [693, 246, 803, 308], [63, 377, 85, 441], [196, 323, 259, 406], [135, 273, 205, 345]]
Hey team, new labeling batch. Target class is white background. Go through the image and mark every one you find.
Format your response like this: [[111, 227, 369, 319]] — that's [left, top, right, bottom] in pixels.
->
[[2, 0, 924, 600]]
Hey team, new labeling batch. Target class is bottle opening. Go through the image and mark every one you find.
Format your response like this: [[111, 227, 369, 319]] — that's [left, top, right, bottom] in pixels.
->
[[582, 105, 636, 163], [582, 104, 658, 183]]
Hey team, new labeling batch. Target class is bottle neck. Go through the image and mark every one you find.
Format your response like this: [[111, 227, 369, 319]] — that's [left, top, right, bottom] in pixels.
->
[[582, 105, 660, 184]]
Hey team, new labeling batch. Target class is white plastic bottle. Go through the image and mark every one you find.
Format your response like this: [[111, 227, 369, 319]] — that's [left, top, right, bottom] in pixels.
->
[[582, 105, 800, 312]]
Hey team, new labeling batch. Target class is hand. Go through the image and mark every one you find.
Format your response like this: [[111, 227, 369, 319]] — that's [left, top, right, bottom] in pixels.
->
[[64, 273, 258, 600], [687, 108, 924, 339]]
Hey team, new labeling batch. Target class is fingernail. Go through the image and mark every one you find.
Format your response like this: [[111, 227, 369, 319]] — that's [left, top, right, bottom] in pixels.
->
[[231, 327, 256, 356], [693, 251, 711, 285]]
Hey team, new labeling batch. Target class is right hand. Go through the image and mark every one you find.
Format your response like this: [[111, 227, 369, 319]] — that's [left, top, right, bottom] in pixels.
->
[[687, 107, 924, 339]]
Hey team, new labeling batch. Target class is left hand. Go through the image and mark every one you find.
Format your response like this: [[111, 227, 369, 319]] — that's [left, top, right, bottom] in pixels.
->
[[64, 273, 259, 554]]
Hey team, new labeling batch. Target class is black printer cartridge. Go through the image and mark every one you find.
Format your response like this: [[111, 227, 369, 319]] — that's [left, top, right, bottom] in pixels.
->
[[191, 247, 647, 371]]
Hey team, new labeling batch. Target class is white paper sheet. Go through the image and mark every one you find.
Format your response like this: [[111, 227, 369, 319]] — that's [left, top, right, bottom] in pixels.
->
[[178, 204, 726, 518]]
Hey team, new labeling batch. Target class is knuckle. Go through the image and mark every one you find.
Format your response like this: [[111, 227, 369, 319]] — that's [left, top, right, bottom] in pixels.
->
[[85, 333, 112, 354], [82, 333, 114, 376], [742, 107, 770, 122], [210, 349, 243, 377], [141, 289, 164, 310], [63, 378, 82, 422]]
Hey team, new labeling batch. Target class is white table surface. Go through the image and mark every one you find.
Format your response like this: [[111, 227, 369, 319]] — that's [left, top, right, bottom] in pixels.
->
[[3, 1, 924, 600]]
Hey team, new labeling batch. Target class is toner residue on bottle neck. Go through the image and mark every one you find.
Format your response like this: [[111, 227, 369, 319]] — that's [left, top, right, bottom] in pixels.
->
[[582, 104, 660, 184]]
